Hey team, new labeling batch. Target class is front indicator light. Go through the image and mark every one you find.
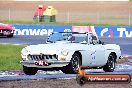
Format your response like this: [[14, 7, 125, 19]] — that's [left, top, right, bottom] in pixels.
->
[[60, 58, 66, 61]]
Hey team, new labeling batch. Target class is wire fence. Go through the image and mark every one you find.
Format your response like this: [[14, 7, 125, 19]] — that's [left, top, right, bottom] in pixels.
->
[[0, 9, 131, 25], [57, 12, 132, 25]]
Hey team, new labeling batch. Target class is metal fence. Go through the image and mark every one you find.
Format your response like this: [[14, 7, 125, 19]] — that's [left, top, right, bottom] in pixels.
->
[[0, 9, 131, 25], [57, 12, 132, 25]]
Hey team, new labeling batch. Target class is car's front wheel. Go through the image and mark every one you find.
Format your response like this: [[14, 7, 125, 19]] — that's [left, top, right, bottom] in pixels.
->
[[7, 34, 13, 38], [61, 53, 81, 74], [23, 66, 38, 75], [103, 53, 116, 72]]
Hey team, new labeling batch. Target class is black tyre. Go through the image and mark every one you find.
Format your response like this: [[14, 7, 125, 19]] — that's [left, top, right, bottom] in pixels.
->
[[7, 34, 13, 38], [103, 53, 116, 72], [61, 53, 81, 74], [23, 66, 38, 75]]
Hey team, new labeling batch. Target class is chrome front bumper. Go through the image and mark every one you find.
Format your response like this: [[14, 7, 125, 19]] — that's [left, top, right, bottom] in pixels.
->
[[20, 60, 70, 68]]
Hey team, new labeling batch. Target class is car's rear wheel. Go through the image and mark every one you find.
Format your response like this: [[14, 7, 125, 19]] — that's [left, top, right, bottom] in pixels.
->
[[61, 53, 81, 74], [103, 53, 116, 72], [23, 66, 38, 75]]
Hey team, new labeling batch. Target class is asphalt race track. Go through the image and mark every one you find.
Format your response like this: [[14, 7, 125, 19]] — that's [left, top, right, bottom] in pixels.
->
[[0, 35, 132, 81], [0, 35, 132, 55], [0, 35, 47, 45]]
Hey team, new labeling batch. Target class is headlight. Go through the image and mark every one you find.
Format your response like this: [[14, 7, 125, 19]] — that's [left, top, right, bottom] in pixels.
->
[[61, 50, 69, 56], [21, 48, 28, 55]]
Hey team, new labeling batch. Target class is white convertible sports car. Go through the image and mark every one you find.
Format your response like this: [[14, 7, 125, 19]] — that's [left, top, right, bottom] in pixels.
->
[[21, 32, 122, 75]]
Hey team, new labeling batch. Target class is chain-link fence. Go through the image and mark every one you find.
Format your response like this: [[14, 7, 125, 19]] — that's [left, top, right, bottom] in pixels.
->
[[57, 12, 132, 25], [0, 9, 131, 25]]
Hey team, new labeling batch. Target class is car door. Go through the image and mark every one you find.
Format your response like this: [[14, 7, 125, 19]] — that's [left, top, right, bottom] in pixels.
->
[[88, 35, 106, 67]]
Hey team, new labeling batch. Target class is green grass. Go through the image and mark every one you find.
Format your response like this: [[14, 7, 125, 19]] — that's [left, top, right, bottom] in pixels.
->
[[0, 44, 24, 71], [0, 20, 131, 26]]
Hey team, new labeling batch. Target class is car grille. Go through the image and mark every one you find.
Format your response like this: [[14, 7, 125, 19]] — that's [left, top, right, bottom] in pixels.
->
[[0, 29, 12, 33], [28, 54, 58, 61]]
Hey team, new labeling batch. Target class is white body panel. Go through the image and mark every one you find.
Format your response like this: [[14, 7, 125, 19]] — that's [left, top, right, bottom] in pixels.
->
[[21, 41, 121, 68]]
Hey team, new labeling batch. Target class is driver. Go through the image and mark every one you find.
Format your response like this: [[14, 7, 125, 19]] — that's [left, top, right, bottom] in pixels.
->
[[68, 36, 75, 41], [90, 35, 99, 44]]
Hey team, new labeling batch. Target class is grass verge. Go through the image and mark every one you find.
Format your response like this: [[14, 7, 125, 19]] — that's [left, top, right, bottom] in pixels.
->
[[0, 20, 131, 26], [0, 44, 24, 71]]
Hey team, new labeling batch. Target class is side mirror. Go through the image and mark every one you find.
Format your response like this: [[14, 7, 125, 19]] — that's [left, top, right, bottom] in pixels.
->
[[99, 40, 104, 45], [102, 42, 104, 45]]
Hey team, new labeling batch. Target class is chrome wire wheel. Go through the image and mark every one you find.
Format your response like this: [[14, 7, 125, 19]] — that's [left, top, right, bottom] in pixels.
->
[[61, 53, 81, 74], [103, 53, 116, 72], [107, 55, 115, 70], [71, 54, 80, 73]]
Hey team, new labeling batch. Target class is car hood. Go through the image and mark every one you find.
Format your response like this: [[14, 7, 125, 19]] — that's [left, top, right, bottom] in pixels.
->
[[0, 23, 13, 30], [25, 41, 86, 55]]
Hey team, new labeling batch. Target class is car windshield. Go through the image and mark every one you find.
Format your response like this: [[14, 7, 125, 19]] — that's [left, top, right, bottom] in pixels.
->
[[47, 32, 88, 43]]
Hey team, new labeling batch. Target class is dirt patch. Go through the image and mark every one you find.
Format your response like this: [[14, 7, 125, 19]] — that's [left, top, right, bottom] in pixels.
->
[[0, 79, 132, 88], [0, 1, 132, 12], [117, 56, 128, 64], [0, 1, 132, 24]]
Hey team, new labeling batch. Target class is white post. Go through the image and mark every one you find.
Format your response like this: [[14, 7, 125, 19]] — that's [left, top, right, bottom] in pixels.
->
[[38, 11, 39, 22], [129, 12, 131, 26], [9, 8, 11, 21]]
